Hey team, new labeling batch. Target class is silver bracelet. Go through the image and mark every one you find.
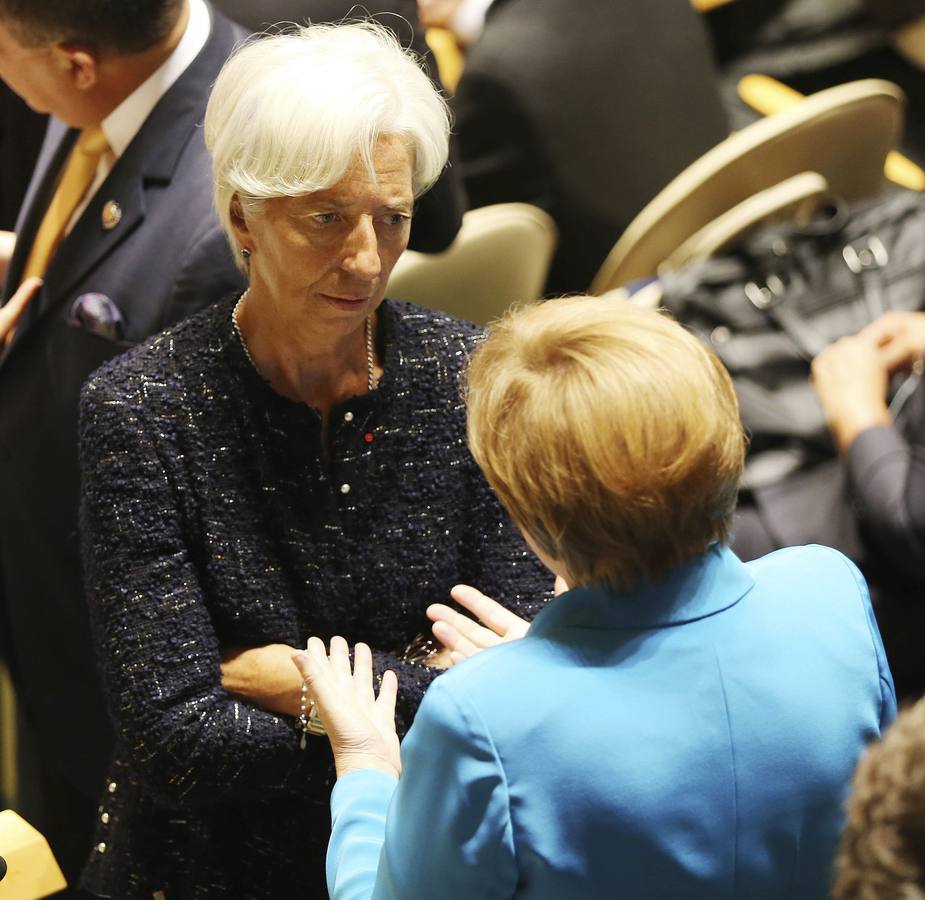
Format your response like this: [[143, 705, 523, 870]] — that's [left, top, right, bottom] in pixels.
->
[[399, 632, 440, 666], [298, 648, 326, 748], [298, 681, 311, 749]]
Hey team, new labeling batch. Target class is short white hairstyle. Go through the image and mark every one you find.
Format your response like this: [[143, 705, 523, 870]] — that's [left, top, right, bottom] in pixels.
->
[[204, 21, 451, 262]]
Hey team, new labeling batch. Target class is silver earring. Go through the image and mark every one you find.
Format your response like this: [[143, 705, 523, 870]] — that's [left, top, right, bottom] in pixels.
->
[[240, 247, 251, 272], [241, 248, 252, 260]]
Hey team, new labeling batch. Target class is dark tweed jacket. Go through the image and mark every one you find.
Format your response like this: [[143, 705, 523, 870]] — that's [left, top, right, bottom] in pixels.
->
[[78, 296, 549, 899]]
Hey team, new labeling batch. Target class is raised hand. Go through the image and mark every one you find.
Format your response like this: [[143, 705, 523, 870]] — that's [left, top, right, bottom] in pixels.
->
[[426, 584, 530, 666], [292, 637, 401, 779]]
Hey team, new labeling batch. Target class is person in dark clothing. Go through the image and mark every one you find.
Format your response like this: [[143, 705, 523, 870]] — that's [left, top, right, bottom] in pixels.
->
[[452, 0, 729, 295], [734, 310, 925, 701], [78, 23, 548, 898], [708, 0, 925, 167], [0, 1, 245, 890]]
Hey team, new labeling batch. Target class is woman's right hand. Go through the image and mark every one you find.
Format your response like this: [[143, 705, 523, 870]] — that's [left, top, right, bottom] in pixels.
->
[[292, 637, 401, 780]]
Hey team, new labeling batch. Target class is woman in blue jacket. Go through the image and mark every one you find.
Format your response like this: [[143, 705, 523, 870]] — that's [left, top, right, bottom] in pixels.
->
[[295, 296, 895, 899]]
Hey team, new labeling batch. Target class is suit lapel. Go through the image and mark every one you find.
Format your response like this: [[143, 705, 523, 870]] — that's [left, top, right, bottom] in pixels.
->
[[37, 106, 200, 314], [1, 4, 239, 351]]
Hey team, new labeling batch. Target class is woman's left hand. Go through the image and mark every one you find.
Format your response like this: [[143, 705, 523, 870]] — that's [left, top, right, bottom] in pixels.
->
[[812, 334, 892, 454], [292, 637, 401, 780], [426, 584, 530, 665]]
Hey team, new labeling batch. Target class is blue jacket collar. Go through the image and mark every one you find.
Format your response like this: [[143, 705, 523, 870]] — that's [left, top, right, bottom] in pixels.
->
[[528, 544, 754, 633]]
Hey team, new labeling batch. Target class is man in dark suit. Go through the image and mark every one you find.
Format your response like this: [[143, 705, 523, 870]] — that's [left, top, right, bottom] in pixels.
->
[[0, 0, 244, 890], [212, 0, 466, 252], [733, 310, 925, 702], [452, 0, 729, 295]]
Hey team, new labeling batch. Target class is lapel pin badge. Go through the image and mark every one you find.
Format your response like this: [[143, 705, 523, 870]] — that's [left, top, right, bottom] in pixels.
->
[[102, 200, 122, 231]]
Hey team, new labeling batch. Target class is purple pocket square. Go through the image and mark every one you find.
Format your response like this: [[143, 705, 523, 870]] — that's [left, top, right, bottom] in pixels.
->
[[68, 292, 124, 341]]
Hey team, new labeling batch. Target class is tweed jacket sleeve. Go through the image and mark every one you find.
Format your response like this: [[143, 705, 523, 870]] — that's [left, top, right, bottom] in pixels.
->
[[79, 367, 332, 809]]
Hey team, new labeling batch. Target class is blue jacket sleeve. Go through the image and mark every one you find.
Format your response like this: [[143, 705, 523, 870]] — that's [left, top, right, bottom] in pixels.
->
[[328, 771, 397, 900], [836, 548, 898, 731], [327, 676, 518, 899]]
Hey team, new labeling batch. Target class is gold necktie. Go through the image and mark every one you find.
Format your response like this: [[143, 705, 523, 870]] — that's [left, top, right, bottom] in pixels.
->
[[22, 126, 110, 280]]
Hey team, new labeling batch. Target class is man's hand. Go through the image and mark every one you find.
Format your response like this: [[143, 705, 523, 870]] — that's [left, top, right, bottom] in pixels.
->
[[860, 310, 925, 376], [0, 277, 42, 346], [812, 334, 892, 454], [221, 643, 302, 717], [426, 584, 530, 666], [0, 230, 15, 285], [292, 637, 401, 780]]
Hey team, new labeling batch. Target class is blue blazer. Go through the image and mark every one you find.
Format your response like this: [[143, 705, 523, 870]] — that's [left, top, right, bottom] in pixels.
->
[[327, 545, 895, 899]]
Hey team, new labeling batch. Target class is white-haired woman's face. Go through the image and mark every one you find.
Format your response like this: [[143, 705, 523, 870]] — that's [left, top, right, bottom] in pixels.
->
[[236, 134, 414, 337]]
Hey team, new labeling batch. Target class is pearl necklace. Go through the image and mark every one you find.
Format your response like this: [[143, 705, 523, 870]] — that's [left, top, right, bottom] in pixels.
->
[[232, 291, 376, 393]]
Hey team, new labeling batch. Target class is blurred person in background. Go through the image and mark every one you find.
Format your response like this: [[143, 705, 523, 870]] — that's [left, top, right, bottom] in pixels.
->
[[833, 694, 925, 899], [449, 0, 729, 294], [708, 0, 925, 164], [733, 311, 925, 702], [418, 0, 494, 47]]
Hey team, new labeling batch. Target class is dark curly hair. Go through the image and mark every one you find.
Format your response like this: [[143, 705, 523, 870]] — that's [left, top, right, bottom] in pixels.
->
[[834, 696, 925, 899], [0, 0, 184, 54]]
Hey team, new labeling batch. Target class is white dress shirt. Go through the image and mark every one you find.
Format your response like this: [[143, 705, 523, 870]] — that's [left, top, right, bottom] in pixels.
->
[[450, 0, 495, 46]]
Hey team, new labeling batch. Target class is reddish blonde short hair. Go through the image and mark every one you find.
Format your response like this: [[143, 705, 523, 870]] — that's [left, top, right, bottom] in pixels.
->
[[465, 296, 745, 590]]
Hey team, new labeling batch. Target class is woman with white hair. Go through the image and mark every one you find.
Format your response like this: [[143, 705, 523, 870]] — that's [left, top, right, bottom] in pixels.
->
[[76, 22, 547, 899]]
